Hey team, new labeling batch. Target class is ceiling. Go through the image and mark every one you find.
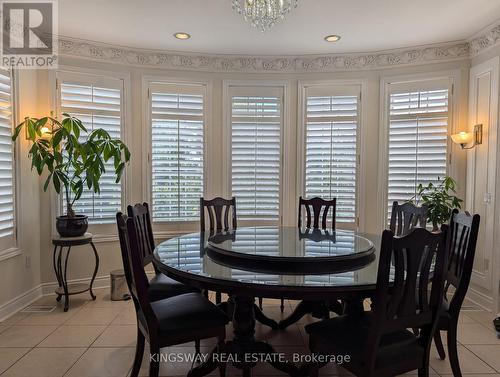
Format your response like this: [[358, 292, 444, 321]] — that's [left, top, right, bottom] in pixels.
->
[[59, 0, 500, 56]]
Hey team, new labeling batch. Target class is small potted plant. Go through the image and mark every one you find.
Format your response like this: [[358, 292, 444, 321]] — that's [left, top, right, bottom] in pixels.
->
[[412, 176, 463, 231], [12, 114, 131, 237]]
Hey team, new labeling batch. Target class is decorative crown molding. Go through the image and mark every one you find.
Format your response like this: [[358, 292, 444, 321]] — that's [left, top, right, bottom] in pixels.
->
[[58, 20, 500, 73], [469, 23, 500, 57]]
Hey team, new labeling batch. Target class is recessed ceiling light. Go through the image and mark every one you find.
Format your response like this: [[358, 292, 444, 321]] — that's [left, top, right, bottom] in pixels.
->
[[324, 35, 341, 42], [174, 32, 191, 40]]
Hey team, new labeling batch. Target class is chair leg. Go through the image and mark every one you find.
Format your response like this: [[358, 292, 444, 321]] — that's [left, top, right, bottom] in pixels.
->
[[434, 330, 446, 360], [130, 329, 145, 377], [217, 336, 226, 377], [195, 339, 201, 356], [149, 341, 160, 377], [258, 297, 263, 310], [216, 291, 222, 304], [447, 321, 462, 377], [280, 298, 285, 313]]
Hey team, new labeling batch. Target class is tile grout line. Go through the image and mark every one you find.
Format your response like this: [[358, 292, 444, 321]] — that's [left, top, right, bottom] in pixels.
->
[[0, 348, 31, 377], [0, 321, 61, 376], [62, 300, 123, 377], [462, 343, 500, 374]]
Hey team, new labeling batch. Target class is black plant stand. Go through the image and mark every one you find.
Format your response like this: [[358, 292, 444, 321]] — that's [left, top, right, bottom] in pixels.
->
[[52, 233, 99, 312]]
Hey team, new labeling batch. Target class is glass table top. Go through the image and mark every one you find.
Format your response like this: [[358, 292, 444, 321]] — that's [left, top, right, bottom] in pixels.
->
[[154, 226, 382, 289], [207, 226, 374, 259]]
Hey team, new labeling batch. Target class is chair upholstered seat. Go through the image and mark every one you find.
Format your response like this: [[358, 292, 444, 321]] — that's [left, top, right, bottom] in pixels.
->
[[148, 273, 198, 302], [306, 315, 424, 373], [148, 293, 229, 338]]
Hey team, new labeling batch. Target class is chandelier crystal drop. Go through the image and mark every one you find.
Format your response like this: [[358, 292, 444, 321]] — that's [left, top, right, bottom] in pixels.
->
[[232, 0, 299, 32]]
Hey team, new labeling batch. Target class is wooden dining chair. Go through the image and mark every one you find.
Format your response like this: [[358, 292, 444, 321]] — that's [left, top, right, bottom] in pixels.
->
[[127, 203, 198, 302], [116, 213, 229, 377], [304, 227, 448, 377], [433, 210, 480, 377], [200, 197, 237, 305], [298, 196, 337, 230], [200, 197, 237, 233], [390, 201, 428, 236]]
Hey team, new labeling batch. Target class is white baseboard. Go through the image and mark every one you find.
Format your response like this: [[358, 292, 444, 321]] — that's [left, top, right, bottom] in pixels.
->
[[41, 275, 111, 295], [466, 287, 494, 311], [0, 285, 43, 322], [0, 275, 112, 322]]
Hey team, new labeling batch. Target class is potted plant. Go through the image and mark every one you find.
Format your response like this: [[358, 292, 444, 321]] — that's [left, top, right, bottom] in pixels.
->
[[12, 113, 131, 237], [412, 176, 463, 231]]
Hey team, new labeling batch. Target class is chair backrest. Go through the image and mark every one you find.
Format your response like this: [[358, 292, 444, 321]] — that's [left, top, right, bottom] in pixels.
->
[[364, 227, 448, 369], [116, 212, 157, 332], [444, 210, 480, 315], [389, 201, 428, 236], [127, 203, 156, 268], [200, 197, 237, 232], [298, 196, 336, 230]]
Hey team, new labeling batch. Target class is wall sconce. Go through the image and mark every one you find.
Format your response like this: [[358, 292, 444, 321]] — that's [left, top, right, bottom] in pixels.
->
[[24, 117, 52, 140], [451, 124, 483, 150]]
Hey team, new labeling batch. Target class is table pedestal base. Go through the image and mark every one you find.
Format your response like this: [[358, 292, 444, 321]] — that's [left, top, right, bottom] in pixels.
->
[[278, 299, 344, 329], [278, 298, 366, 329], [189, 296, 298, 377]]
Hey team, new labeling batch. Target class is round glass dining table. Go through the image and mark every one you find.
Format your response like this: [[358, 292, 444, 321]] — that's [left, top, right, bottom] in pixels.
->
[[153, 226, 381, 377], [154, 226, 380, 301]]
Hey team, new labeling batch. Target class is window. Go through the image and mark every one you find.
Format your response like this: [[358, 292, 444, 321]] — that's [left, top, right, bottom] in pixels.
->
[[303, 85, 360, 226], [149, 82, 205, 222], [386, 80, 451, 220], [229, 86, 283, 221], [0, 68, 15, 252], [57, 72, 124, 224]]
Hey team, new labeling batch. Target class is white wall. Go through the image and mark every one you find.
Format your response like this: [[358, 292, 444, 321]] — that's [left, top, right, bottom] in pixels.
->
[[31, 56, 470, 298], [468, 44, 500, 312], [0, 70, 42, 320]]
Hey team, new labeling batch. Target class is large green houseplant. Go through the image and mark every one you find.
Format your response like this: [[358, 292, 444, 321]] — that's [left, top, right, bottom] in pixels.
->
[[412, 176, 463, 231], [12, 114, 130, 237]]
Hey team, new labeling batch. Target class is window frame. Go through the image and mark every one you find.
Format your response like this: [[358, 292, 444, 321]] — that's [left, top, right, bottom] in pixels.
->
[[0, 68, 20, 261], [297, 80, 365, 231], [222, 80, 289, 226], [142, 76, 211, 231], [378, 71, 460, 230], [52, 67, 131, 241]]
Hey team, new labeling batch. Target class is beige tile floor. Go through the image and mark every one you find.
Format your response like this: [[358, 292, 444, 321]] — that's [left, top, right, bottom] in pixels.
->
[[0, 290, 498, 377]]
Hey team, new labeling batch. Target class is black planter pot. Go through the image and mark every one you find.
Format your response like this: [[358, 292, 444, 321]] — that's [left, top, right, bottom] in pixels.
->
[[56, 215, 88, 237]]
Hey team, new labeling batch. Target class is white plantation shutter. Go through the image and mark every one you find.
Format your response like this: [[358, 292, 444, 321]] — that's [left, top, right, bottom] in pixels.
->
[[387, 80, 451, 220], [0, 68, 16, 251], [304, 86, 360, 226], [149, 83, 204, 222], [230, 87, 282, 221], [59, 74, 124, 224]]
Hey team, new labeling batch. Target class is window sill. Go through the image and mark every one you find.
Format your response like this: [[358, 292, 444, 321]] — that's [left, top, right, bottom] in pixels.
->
[[0, 247, 22, 262]]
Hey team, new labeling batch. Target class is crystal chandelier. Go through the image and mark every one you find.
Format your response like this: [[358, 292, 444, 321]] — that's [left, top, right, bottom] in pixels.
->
[[232, 0, 299, 32]]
